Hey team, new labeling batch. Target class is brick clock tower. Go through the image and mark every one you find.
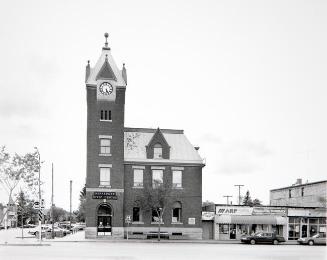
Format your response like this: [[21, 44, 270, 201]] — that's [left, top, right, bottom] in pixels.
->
[[85, 33, 127, 238]]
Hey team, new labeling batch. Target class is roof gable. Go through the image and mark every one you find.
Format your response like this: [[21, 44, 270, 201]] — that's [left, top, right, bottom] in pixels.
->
[[96, 56, 117, 81]]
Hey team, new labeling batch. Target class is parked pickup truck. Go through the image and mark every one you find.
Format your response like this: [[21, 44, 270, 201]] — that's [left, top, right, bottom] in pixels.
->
[[241, 232, 286, 245]]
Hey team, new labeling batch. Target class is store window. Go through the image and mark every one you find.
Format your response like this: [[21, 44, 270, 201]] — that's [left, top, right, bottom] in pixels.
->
[[219, 224, 229, 234], [288, 217, 300, 240]]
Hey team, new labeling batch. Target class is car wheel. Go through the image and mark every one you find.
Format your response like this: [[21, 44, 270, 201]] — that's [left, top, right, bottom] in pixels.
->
[[308, 240, 314, 246], [250, 239, 256, 245], [273, 239, 278, 245]]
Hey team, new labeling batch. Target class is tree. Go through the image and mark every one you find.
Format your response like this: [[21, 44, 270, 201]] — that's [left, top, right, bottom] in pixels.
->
[[0, 146, 40, 226], [76, 184, 86, 222], [137, 180, 171, 241], [202, 200, 215, 212], [16, 190, 37, 226], [50, 206, 69, 222], [242, 190, 263, 206], [242, 190, 253, 206], [252, 198, 262, 206]]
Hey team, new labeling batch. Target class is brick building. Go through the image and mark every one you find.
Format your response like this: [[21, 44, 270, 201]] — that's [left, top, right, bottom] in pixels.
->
[[85, 34, 204, 239], [270, 179, 327, 208], [270, 179, 326, 240]]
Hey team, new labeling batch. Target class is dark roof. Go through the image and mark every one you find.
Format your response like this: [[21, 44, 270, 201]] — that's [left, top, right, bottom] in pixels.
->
[[270, 180, 327, 192]]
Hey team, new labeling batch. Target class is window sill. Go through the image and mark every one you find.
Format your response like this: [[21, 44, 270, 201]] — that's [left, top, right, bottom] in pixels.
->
[[100, 120, 112, 122], [99, 154, 112, 157], [151, 222, 164, 225], [132, 186, 144, 189], [132, 221, 144, 225], [172, 187, 183, 190], [171, 222, 183, 225], [99, 185, 111, 188]]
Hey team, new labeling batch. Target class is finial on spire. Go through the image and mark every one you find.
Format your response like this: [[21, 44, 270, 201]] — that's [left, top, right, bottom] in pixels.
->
[[104, 33, 108, 46], [87, 60, 90, 65], [105, 54, 108, 60]]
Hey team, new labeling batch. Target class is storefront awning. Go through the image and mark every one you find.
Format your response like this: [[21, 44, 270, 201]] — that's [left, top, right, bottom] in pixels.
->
[[215, 215, 287, 225]]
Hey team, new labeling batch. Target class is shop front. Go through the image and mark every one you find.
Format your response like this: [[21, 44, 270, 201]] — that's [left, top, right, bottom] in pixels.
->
[[213, 206, 288, 240], [287, 208, 326, 240]]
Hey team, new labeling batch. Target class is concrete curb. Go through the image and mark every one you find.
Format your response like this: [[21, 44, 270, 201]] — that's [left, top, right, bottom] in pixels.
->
[[0, 243, 51, 246]]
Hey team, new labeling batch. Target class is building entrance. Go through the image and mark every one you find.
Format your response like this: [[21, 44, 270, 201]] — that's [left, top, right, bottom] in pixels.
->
[[97, 204, 112, 236]]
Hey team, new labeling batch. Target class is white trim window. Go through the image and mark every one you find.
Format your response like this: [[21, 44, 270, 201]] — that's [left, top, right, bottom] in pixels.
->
[[100, 138, 111, 155], [172, 170, 182, 188], [153, 144, 163, 159], [152, 169, 163, 188], [133, 169, 143, 187], [100, 167, 110, 187]]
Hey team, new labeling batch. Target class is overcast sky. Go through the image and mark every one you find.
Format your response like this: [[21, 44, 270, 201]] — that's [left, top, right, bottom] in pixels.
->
[[0, 0, 326, 211]]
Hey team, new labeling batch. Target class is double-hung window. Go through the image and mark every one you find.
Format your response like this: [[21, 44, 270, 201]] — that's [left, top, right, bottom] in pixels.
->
[[152, 169, 163, 188], [133, 169, 143, 187], [153, 144, 163, 159], [172, 170, 182, 188], [100, 138, 111, 155], [100, 167, 110, 187]]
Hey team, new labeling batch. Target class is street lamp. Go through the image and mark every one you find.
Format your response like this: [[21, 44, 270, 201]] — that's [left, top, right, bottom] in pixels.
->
[[34, 147, 41, 243]]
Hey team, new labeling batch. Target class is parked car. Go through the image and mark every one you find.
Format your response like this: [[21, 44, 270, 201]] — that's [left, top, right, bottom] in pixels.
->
[[297, 234, 326, 246], [28, 225, 51, 236], [241, 232, 286, 245]]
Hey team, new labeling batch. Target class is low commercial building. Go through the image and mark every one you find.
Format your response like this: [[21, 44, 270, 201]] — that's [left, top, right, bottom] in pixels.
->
[[202, 205, 288, 241]]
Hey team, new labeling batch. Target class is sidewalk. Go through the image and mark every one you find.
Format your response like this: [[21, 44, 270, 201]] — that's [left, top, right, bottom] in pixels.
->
[[48, 231, 299, 245], [1, 229, 299, 245]]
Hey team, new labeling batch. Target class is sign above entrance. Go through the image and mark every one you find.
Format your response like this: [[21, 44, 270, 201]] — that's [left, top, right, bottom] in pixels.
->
[[215, 206, 253, 216], [93, 192, 118, 200]]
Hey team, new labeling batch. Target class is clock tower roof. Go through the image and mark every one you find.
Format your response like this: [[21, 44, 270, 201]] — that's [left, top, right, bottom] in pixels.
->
[[85, 33, 127, 87]]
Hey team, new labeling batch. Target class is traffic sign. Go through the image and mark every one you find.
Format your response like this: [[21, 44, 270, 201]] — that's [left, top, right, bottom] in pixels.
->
[[125, 215, 131, 224], [38, 210, 43, 221]]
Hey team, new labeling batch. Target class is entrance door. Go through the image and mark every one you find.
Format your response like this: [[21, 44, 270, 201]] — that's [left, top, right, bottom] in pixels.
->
[[229, 224, 236, 239], [97, 204, 112, 236]]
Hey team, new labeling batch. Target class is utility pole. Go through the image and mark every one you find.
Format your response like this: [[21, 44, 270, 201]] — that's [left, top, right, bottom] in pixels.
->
[[234, 184, 244, 205], [70, 180, 72, 230], [34, 147, 41, 244], [51, 163, 54, 239], [223, 195, 232, 205]]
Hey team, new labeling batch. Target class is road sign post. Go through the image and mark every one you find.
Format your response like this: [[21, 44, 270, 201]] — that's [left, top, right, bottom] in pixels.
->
[[125, 215, 131, 240]]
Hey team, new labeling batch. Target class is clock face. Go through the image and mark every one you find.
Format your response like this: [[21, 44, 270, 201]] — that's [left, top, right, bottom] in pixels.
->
[[99, 82, 113, 95]]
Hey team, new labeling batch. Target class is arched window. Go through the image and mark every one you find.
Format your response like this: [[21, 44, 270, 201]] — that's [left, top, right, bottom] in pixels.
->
[[172, 201, 182, 223], [153, 143, 163, 159]]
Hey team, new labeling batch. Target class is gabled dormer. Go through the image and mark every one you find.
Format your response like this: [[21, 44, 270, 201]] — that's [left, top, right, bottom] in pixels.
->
[[146, 128, 170, 159]]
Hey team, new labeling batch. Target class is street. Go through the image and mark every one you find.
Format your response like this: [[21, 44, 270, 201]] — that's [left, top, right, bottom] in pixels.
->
[[1, 241, 326, 260]]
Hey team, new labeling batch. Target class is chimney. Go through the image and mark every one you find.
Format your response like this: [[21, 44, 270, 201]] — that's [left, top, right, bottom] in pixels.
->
[[85, 60, 90, 83], [122, 63, 127, 85], [296, 178, 302, 185]]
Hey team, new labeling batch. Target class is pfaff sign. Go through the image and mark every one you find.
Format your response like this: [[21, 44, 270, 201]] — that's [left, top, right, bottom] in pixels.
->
[[93, 192, 117, 200], [216, 206, 253, 216]]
